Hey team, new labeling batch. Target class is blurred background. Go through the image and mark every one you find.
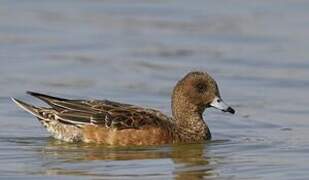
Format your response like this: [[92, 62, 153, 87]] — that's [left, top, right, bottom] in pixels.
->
[[1, 0, 309, 179]]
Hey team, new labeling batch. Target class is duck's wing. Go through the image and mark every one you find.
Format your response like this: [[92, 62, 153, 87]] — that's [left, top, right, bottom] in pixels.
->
[[21, 91, 170, 129]]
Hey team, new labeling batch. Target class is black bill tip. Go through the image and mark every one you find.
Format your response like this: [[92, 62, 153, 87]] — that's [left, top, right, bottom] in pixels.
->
[[225, 107, 235, 114]]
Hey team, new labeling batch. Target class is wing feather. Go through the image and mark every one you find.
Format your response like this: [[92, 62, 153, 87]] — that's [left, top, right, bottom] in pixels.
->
[[27, 91, 171, 129]]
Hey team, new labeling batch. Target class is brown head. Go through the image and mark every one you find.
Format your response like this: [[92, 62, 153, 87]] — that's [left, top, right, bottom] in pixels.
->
[[171, 71, 235, 120]]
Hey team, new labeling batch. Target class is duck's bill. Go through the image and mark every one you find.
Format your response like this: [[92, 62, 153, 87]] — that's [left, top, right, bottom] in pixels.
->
[[210, 97, 235, 114]]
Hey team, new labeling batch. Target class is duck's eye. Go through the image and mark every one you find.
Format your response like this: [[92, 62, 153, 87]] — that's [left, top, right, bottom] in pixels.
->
[[196, 83, 207, 93]]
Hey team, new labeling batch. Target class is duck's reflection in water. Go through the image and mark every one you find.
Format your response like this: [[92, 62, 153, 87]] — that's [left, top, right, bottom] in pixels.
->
[[39, 138, 223, 179], [171, 144, 218, 180]]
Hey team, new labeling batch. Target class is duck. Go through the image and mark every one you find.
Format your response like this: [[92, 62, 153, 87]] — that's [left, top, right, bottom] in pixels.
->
[[12, 71, 235, 146]]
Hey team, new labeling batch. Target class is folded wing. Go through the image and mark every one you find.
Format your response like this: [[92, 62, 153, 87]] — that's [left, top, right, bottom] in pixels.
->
[[21, 91, 169, 129]]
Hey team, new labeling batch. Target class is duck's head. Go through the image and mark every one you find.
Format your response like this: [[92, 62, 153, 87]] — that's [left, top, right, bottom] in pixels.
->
[[172, 71, 235, 117]]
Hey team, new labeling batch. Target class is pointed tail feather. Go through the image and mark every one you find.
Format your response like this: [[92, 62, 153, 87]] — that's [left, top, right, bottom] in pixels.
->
[[26, 91, 95, 113], [26, 91, 69, 109], [11, 97, 43, 119], [27, 91, 68, 102]]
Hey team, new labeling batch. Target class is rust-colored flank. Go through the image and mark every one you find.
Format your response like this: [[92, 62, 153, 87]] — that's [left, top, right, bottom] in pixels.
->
[[12, 71, 235, 146]]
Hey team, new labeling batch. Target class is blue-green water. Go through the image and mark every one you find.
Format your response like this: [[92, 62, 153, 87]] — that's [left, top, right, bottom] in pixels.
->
[[1, 0, 309, 179]]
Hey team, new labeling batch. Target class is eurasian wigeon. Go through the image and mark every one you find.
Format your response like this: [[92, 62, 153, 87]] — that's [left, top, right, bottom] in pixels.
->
[[12, 71, 235, 146]]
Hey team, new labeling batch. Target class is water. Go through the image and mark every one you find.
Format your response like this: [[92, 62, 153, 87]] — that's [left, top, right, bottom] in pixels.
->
[[1, 0, 309, 179]]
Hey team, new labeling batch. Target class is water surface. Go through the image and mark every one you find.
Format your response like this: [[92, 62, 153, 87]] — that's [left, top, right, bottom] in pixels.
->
[[1, 0, 309, 179]]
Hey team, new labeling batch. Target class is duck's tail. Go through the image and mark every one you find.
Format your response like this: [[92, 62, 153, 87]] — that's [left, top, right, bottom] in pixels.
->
[[11, 97, 44, 119], [26, 91, 67, 103]]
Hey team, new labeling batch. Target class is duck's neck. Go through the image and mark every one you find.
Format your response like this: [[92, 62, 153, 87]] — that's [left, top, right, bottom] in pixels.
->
[[171, 98, 211, 142]]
